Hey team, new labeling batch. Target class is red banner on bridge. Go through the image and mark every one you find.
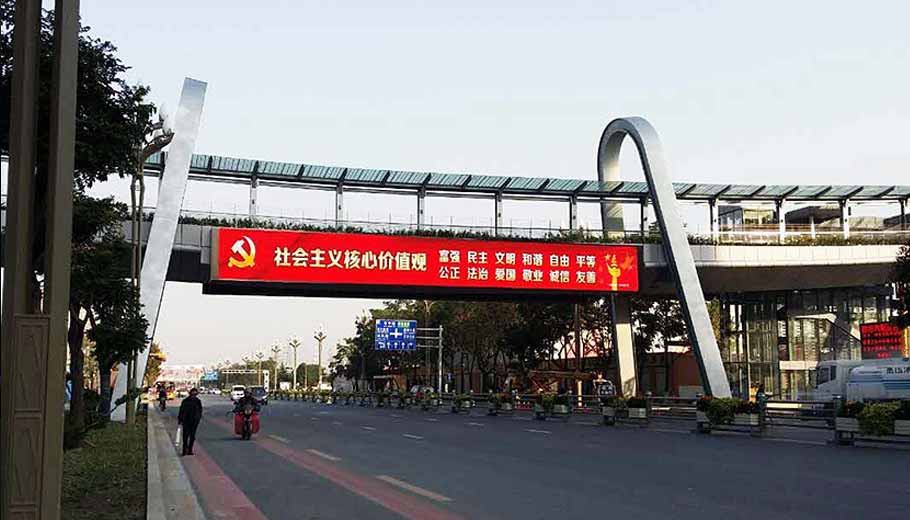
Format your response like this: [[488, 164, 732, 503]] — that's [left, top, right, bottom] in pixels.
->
[[211, 228, 639, 293]]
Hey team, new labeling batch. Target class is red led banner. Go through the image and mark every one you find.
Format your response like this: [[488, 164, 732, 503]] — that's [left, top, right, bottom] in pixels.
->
[[860, 322, 908, 360], [212, 228, 639, 293]]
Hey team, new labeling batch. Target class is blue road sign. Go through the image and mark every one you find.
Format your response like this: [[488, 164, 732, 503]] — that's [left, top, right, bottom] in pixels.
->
[[202, 371, 219, 382], [375, 319, 417, 351]]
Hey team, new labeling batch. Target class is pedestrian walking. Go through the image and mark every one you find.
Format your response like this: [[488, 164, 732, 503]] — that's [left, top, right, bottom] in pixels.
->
[[178, 387, 203, 456]]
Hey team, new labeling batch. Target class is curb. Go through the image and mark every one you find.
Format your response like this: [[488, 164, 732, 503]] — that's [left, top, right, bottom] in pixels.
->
[[147, 410, 207, 519]]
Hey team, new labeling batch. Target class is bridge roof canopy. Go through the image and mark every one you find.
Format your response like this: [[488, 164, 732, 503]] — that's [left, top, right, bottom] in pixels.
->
[[143, 152, 910, 202]]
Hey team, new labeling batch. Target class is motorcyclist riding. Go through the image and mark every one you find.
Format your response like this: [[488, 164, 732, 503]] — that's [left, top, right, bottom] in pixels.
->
[[157, 385, 168, 410], [232, 388, 261, 440], [233, 389, 261, 413]]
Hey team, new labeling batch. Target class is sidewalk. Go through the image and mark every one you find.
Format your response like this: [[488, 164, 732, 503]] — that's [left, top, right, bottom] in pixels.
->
[[147, 410, 207, 520]]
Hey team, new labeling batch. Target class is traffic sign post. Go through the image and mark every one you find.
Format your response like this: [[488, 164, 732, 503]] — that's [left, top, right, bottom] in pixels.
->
[[417, 326, 444, 392], [375, 319, 418, 351]]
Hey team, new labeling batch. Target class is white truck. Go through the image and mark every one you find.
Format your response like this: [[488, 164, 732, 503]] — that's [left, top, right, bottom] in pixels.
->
[[812, 358, 910, 402]]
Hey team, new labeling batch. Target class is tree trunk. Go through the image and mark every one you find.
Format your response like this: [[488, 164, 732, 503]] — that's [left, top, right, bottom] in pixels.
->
[[664, 341, 671, 396], [98, 362, 114, 419], [65, 310, 86, 449]]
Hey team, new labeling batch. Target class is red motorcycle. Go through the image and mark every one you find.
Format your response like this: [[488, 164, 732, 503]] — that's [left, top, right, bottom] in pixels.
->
[[233, 403, 260, 440]]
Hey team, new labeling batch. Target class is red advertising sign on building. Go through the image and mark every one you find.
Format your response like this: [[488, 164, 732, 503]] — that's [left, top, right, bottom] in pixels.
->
[[211, 228, 639, 294], [860, 322, 908, 359]]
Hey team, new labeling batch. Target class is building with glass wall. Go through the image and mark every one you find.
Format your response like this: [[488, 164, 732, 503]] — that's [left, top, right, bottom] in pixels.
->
[[717, 286, 893, 400]]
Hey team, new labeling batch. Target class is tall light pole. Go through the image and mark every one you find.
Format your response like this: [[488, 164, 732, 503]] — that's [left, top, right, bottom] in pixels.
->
[[255, 351, 265, 386], [423, 300, 436, 387], [314, 326, 327, 389], [270, 344, 282, 391], [288, 337, 301, 389]]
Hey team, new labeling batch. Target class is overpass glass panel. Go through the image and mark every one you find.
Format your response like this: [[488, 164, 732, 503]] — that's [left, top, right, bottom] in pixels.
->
[[386, 170, 430, 186], [755, 185, 798, 198], [301, 164, 345, 180], [506, 177, 547, 190], [211, 156, 256, 173], [673, 183, 695, 195], [427, 173, 469, 187], [686, 183, 729, 198], [888, 186, 910, 198], [544, 179, 586, 193], [851, 185, 894, 199], [790, 185, 830, 198], [145, 151, 164, 167], [723, 185, 764, 197], [467, 175, 508, 189], [190, 154, 210, 170], [259, 161, 301, 177], [817, 185, 861, 199], [345, 168, 387, 183], [579, 180, 622, 195], [613, 182, 649, 196]]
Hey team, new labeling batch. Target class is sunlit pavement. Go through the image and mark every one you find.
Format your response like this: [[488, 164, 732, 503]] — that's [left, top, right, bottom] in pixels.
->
[[161, 396, 910, 520]]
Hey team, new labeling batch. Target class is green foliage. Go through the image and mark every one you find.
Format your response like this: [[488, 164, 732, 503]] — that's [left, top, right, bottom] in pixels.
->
[[696, 395, 713, 412], [604, 396, 627, 409], [89, 282, 149, 373], [735, 399, 759, 414], [538, 393, 555, 413], [857, 402, 899, 436], [705, 397, 739, 425]]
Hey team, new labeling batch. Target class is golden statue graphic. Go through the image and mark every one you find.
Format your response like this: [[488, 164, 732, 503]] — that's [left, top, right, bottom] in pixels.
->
[[228, 236, 256, 269], [606, 254, 635, 291]]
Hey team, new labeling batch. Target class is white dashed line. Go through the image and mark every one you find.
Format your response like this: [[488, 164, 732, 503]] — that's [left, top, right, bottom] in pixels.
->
[[425, 418, 439, 422], [402, 434, 424, 440], [650, 428, 690, 435], [764, 437, 827, 446], [332, 421, 343, 426], [391, 414, 403, 418], [361, 426, 376, 431], [306, 449, 342, 461], [268, 434, 289, 443], [525, 429, 552, 434], [310, 417, 320, 421], [467, 422, 485, 427], [575, 421, 599, 426], [376, 475, 452, 503]]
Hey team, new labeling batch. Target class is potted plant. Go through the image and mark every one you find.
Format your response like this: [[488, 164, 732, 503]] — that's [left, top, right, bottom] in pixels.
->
[[420, 392, 440, 411], [857, 401, 900, 436], [895, 400, 910, 436], [535, 393, 555, 420], [551, 394, 572, 420], [733, 399, 760, 427], [603, 396, 626, 426], [376, 391, 389, 408], [836, 401, 864, 437], [706, 397, 737, 426], [452, 393, 474, 413], [695, 395, 712, 432], [487, 393, 501, 416], [499, 393, 515, 412], [626, 396, 648, 420]]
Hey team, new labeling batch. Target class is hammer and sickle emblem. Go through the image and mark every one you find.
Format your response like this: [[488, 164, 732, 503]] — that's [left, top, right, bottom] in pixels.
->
[[228, 236, 256, 269]]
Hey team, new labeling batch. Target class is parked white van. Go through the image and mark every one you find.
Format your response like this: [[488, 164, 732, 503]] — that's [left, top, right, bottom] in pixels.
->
[[813, 358, 910, 401]]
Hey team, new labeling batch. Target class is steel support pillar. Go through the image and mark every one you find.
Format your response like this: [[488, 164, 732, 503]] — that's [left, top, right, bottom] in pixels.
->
[[1, 2, 78, 518], [112, 78, 207, 420], [708, 199, 719, 242], [417, 187, 426, 229], [810, 215, 816, 239], [568, 196, 578, 231], [776, 199, 786, 243], [839, 199, 850, 239], [249, 175, 258, 218], [639, 198, 649, 238], [494, 192, 503, 236], [598, 117, 731, 397], [335, 184, 343, 227], [900, 199, 906, 230], [610, 296, 637, 397]]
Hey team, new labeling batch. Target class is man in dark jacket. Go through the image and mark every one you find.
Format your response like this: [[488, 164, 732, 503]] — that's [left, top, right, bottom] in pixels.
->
[[177, 388, 203, 456]]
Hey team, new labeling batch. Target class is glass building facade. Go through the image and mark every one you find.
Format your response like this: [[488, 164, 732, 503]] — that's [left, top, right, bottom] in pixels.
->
[[717, 286, 892, 400]]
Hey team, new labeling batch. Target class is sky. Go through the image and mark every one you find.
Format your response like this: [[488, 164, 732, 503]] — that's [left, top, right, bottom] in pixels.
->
[[8, 1, 910, 367]]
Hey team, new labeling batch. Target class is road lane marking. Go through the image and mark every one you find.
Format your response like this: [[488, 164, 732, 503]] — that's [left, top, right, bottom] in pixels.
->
[[311, 417, 320, 421], [376, 475, 452, 503], [575, 421, 599, 426], [361, 426, 376, 431], [332, 421, 343, 426], [425, 418, 439, 422], [268, 434, 290, 443], [764, 437, 827, 446], [307, 449, 342, 461], [650, 428, 689, 435], [402, 434, 424, 440], [391, 414, 403, 418], [525, 429, 551, 434], [467, 422, 485, 427], [319, 411, 330, 415]]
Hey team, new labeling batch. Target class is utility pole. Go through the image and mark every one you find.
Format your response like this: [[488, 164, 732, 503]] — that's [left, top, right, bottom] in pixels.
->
[[288, 337, 301, 389], [423, 301, 435, 386], [314, 327, 327, 389], [255, 351, 264, 386], [270, 344, 282, 391]]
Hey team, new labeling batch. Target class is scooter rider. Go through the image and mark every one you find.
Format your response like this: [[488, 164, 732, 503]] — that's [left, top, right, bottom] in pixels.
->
[[233, 388, 261, 413], [157, 385, 168, 410]]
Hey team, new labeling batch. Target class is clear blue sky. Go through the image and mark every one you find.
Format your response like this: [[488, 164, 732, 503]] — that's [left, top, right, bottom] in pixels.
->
[[70, 0, 909, 366]]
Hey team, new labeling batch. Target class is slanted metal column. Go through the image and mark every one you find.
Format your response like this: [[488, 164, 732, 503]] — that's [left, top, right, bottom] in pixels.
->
[[112, 78, 207, 421], [417, 187, 426, 230], [639, 198, 649, 238], [494, 192, 503, 236], [598, 116, 732, 397], [776, 199, 786, 243], [249, 175, 258, 218], [335, 184, 343, 227], [809, 215, 816, 239], [610, 296, 637, 397], [900, 199, 906, 230], [839, 199, 850, 239], [708, 199, 719, 242], [568, 196, 578, 231]]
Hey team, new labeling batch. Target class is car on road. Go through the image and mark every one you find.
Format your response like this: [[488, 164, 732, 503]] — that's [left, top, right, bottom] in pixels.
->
[[210, 388, 221, 395], [230, 385, 246, 402], [250, 385, 269, 405]]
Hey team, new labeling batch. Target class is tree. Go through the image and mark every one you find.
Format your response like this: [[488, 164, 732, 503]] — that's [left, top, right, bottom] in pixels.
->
[[632, 298, 688, 394], [894, 244, 910, 328], [143, 342, 165, 388]]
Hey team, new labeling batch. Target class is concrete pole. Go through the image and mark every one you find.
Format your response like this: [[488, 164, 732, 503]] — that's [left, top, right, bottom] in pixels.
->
[[315, 329, 327, 389], [776, 199, 786, 243], [494, 192, 503, 236], [568, 196, 578, 231], [610, 296, 637, 397], [709, 199, 719, 242], [417, 188, 426, 230], [900, 199, 906, 231], [840, 200, 850, 239], [249, 175, 258, 218], [809, 215, 816, 239], [335, 184, 343, 227]]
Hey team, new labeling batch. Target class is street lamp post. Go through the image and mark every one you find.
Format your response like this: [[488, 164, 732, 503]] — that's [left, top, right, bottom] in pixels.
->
[[288, 338, 301, 389], [314, 327, 327, 390], [270, 344, 282, 391], [423, 300, 436, 388], [255, 351, 264, 386]]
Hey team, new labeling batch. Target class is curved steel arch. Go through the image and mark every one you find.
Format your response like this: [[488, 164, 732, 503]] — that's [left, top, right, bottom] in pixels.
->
[[598, 117, 731, 397]]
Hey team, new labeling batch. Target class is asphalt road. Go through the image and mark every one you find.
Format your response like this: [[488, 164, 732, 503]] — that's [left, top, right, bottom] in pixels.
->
[[161, 396, 910, 520]]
